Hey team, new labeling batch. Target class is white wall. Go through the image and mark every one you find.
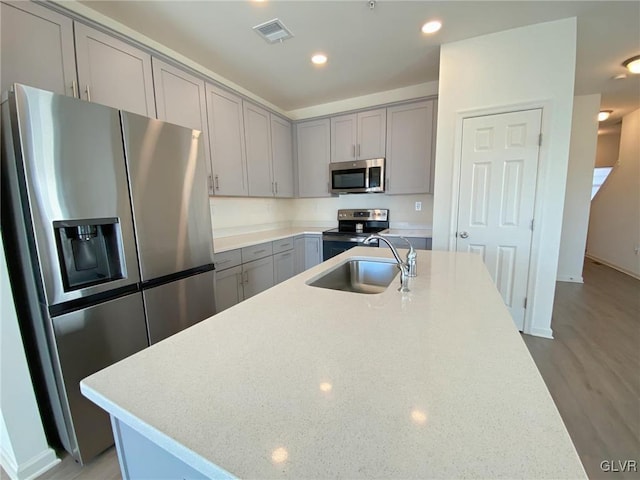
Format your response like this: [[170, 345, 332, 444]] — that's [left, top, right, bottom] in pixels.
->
[[586, 108, 640, 278], [210, 194, 434, 237], [432, 18, 577, 338], [210, 197, 294, 238], [0, 234, 59, 479], [595, 130, 621, 167], [557, 94, 601, 283]]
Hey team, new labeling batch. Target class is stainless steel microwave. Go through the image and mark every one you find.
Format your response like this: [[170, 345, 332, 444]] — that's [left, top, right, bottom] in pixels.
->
[[329, 158, 385, 194]]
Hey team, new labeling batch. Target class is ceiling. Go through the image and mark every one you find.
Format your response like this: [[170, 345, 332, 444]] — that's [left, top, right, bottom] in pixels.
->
[[78, 1, 640, 126]]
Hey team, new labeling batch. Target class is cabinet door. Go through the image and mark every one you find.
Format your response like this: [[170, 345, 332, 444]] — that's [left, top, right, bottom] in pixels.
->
[[74, 23, 155, 117], [304, 236, 322, 270], [206, 83, 248, 196], [242, 256, 274, 299], [296, 119, 331, 198], [215, 266, 243, 313], [152, 58, 212, 189], [244, 102, 273, 197], [358, 108, 386, 159], [270, 115, 294, 198], [385, 100, 435, 194], [331, 113, 357, 163], [273, 250, 295, 284], [294, 236, 305, 274], [1, 1, 77, 97]]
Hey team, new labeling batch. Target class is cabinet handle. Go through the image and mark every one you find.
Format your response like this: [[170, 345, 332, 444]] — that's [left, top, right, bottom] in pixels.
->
[[208, 175, 214, 195], [85, 85, 91, 102], [280, 243, 290, 247], [254, 249, 266, 254], [352, 145, 356, 158], [243, 271, 249, 284], [214, 175, 220, 190], [327, 182, 330, 193], [386, 177, 390, 191], [357, 144, 361, 157], [275, 182, 278, 194], [217, 259, 232, 266], [71, 80, 77, 98]]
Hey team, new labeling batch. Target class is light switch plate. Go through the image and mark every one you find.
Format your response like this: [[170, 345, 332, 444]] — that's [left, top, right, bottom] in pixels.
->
[[415, 201, 422, 211]]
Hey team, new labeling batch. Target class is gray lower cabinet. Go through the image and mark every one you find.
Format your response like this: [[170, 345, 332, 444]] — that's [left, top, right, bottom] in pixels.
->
[[273, 250, 295, 284], [215, 265, 243, 313], [242, 256, 274, 299], [1, 1, 77, 97], [295, 235, 322, 273]]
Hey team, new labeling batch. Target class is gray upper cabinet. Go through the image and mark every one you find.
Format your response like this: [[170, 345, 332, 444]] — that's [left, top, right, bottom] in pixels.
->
[[152, 58, 212, 190], [331, 108, 386, 162], [270, 115, 294, 198], [243, 102, 273, 197], [297, 118, 331, 198], [74, 23, 156, 117], [385, 100, 436, 194], [206, 83, 248, 196], [1, 1, 77, 97]]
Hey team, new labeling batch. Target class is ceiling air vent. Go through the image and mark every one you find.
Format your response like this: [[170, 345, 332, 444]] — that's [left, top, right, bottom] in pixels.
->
[[253, 18, 294, 44]]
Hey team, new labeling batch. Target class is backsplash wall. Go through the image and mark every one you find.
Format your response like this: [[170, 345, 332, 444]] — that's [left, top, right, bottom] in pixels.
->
[[210, 194, 433, 237]]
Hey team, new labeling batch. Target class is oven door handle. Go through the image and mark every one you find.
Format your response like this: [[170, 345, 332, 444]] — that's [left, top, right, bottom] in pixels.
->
[[322, 234, 377, 245]]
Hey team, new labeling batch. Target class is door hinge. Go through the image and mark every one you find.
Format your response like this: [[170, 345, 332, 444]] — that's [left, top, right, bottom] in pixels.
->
[[524, 297, 527, 309], [530, 219, 534, 231], [538, 133, 543, 146]]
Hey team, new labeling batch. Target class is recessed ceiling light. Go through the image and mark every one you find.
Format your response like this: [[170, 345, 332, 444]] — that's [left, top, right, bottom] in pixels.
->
[[311, 53, 327, 65], [612, 73, 628, 80], [622, 55, 640, 74], [421, 20, 442, 34], [598, 110, 613, 122]]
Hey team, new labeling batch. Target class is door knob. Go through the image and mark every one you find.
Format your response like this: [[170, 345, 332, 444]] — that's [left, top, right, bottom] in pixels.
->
[[459, 231, 469, 239]]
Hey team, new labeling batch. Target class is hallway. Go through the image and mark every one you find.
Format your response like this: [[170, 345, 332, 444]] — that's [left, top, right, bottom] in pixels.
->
[[524, 258, 640, 479]]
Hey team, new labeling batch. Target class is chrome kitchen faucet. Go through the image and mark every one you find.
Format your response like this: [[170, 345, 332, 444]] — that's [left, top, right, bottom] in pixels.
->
[[363, 235, 416, 292]]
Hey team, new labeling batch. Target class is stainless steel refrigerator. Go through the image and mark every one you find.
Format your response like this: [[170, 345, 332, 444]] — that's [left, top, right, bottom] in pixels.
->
[[1, 84, 216, 464]]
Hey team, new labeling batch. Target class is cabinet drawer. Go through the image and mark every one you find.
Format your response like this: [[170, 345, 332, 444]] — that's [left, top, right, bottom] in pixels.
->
[[272, 237, 294, 254], [241, 242, 273, 263], [214, 249, 242, 271]]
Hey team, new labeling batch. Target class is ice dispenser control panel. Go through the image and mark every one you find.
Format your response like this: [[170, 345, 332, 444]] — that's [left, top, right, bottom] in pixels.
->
[[53, 218, 125, 291]]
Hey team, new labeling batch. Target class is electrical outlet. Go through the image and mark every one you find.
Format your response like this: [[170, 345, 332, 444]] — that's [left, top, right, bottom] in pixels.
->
[[415, 201, 422, 211]]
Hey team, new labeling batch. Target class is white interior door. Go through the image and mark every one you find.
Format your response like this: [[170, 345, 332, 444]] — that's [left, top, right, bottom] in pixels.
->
[[456, 109, 542, 330]]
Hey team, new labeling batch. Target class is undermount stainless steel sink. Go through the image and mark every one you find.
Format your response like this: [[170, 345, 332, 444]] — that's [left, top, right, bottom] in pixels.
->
[[307, 258, 399, 294]]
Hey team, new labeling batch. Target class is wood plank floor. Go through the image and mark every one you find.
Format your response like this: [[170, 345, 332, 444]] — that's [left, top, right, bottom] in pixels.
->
[[524, 258, 640, 479], [3, 258, 635, 480]]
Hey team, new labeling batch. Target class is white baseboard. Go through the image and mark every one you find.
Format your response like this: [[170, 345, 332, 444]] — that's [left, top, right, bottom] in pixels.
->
[[556, 274, 584, 283], [525, 327, 554, 339], [1, 447, 60, 480], [585, 254, 640, 280]]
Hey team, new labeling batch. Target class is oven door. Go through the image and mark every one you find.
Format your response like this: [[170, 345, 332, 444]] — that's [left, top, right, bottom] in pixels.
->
[[322, 234, 379, 261]]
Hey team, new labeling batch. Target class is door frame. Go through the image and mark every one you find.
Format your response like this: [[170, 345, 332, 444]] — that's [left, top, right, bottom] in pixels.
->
[[448, 100, 554, 337]]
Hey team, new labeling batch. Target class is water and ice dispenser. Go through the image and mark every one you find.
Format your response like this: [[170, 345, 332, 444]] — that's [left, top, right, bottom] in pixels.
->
[[53, 218, 126, 291]]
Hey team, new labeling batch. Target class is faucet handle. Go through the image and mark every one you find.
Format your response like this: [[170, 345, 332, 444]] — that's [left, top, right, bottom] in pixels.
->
[[399, 237, 417, 277]]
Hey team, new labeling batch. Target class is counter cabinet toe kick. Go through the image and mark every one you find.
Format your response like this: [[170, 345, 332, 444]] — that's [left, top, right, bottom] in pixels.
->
[[80, 249, 586, 480]]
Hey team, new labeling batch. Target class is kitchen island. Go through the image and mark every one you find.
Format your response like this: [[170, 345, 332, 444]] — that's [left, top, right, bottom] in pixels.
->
[[81, 249, 586, 479]]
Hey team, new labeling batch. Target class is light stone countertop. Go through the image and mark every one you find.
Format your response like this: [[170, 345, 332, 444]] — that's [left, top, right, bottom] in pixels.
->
[[213, 227, 432, 254], [213, 227, 326, 253], [81, 249, 586, 479]]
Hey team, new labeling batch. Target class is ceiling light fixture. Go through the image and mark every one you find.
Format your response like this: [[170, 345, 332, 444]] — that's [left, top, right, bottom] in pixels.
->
[[622, 55, 640, 74], [311, 53, 327, 65], [421, 20, 442, 34], [598, 110, 613, 122]]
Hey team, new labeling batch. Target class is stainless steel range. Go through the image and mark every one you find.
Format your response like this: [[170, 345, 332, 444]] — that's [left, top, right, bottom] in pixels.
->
[[322, 209, 389, 261]]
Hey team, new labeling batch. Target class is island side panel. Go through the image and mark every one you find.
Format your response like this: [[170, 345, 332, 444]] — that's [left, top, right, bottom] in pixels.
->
[[111, 416, 234, 480]]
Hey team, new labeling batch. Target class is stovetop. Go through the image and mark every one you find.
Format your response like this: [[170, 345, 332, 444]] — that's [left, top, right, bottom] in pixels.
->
[[323, 208, 390, 237]]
